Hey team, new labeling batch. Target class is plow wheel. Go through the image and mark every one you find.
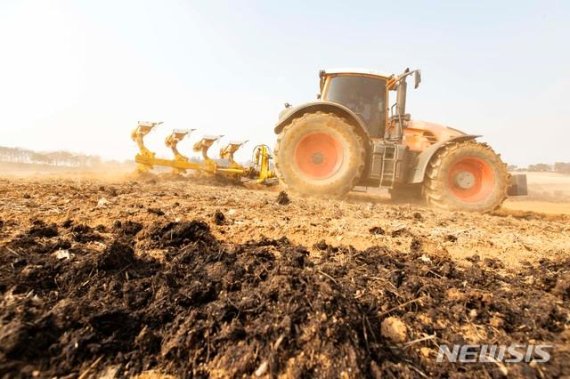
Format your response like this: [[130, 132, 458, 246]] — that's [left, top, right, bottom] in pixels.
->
[[275, 112, 365, 196], [424, 140, 509, 212]]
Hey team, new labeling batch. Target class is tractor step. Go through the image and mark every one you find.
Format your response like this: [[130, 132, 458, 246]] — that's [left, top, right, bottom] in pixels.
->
[[369, 142, 408, 188]]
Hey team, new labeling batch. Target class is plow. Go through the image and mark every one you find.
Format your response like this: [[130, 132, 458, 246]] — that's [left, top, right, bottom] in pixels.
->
[[131, 121, 275, 183]]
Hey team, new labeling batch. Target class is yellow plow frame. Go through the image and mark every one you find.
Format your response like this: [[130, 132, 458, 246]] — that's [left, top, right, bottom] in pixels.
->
[[131, 121, 275, 183]]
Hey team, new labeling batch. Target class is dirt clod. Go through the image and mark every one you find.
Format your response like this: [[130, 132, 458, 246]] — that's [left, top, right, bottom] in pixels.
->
[[214, 210, 226, 225], [381, 316, 408, 343], [446, 234, 458, 242], [410, 237, 423, 252], [391, 227, 408, 237], [276, 191, 290, 205], [97, 240, 136, 270], [369, 226, 385, 235], [28, 221, 58, 238], [147, 220, 215, 248], [115, 220, 143, 237], [71, 224, 103, 243], [148, 208, 165, 216]]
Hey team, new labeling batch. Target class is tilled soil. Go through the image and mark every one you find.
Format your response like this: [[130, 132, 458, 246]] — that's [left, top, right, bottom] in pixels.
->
[[0, 177, 569, 378]]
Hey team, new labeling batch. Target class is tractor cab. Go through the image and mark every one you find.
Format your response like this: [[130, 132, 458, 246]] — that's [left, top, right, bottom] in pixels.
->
[[319, 70, 390, 138], [319, 68, 421, 141]]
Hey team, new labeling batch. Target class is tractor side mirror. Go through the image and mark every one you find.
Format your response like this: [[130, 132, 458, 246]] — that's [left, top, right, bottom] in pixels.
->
[[414, 70, 422, 89]]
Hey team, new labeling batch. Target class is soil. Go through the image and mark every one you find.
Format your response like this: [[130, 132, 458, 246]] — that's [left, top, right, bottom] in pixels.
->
[[0, 176, 569, 378]]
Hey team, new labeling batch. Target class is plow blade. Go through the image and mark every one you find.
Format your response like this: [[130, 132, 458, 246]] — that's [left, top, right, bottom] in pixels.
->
[[132, 121, 275, 183]]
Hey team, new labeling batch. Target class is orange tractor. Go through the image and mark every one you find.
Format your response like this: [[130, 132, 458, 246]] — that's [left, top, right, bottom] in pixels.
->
[[274, 68, 527, 212], [132, 68, 527, 212]]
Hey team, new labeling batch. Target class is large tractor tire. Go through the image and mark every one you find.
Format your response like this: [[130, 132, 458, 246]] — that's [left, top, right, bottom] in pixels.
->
[[423, 141, 509, 212], [275, 112, 366, 197]]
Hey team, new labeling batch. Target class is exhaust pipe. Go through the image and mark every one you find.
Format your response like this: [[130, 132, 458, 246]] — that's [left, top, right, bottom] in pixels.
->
[[390, 76, 407, 142]]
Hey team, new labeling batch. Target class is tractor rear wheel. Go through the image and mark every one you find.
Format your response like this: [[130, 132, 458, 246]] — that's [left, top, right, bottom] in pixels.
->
[[275, 112, 365, 196], [423, 141, 508, 212]]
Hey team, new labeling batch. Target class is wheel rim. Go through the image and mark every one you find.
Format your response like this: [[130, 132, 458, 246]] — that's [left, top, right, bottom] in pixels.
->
[[294, 132, 344, 179], [447, 157, 495, 202]]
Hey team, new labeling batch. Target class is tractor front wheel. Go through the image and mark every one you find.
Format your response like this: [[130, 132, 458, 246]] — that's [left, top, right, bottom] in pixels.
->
[[423, 141, 509, 212], [275, 112, 365, 197]]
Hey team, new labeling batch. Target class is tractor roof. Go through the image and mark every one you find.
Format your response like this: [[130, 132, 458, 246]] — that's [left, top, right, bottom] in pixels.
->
[[321, 68, 394, 80]]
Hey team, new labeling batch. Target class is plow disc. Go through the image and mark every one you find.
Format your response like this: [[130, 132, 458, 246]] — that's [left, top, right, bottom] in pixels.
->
[[131, 121, 275, 183]]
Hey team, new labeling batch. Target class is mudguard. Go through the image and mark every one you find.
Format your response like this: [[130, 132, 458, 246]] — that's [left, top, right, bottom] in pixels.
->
[[408, 135, 480, 184], [274, 101, 369, 140]]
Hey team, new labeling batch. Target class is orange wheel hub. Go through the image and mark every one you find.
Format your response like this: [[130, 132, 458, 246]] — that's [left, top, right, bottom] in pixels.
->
[[448, 157, 495, 202], [294, 132, 343, 179]]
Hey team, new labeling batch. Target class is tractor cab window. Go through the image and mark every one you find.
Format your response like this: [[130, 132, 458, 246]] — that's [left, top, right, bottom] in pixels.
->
[[323, 75, 387, 138]]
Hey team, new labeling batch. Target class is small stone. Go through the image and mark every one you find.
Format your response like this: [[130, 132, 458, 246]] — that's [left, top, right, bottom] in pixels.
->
[[420, 347, 432, 358], [54, 249, 72, 260], [381, 316, 408, 343], [97, 198, 110, 208]]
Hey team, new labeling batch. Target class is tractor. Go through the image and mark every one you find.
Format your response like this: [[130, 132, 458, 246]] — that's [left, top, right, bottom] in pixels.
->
[[274, 68, 527, 212]]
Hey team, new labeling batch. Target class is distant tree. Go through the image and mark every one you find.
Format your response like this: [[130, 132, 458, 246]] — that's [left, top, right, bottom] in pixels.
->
[[507, 164, 518, 171], [30, 152, 45, 164], [0, 146, 33, 163], [92, 155, 103, 167], [527, 163, 552, 172], [554, 162, 570, 174], [58, 151, 74, 166]]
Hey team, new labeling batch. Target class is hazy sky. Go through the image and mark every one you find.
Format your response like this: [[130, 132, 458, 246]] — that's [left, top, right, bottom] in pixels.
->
[[0, 0, 568, 166]]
